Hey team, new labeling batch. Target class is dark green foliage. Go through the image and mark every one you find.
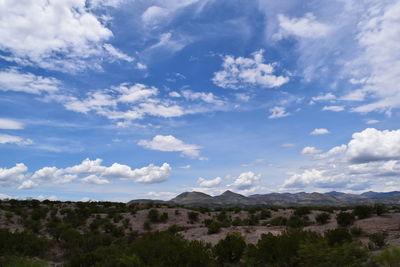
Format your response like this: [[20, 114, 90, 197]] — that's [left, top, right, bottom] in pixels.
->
[[0, 230, 49, 258], [160, 212, 168, 223], [353, 205, 374, 219], [316, 212, 330, 225], [336, 211, 355, 227], [287, 215, 309, 228], [147, 209, 160, 223], [143, 220, 151, 231], [245, 230, 320, 266], [350, 226, 363, 237], [369, 232, 388, 249], [128, 231, 213, 267], [187, 211, 199, 223], [294, 207, 311, 216], [325, 228, 352, 246], [213, 232, 246, 264], [266, 216, 287, 226], [207, 221, 222, 234], [375, 204, 387, 216], [259, 209, 271, 219], [375, 246, 400, 266], [297, 240, 371, 267]]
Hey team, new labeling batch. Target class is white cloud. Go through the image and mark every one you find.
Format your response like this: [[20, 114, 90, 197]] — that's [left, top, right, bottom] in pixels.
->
[[0, 68, 60, 94], [181, 90, 224, 105], [197, 177, 222, 188], [310, 128, 329, 135], [0, 134, 33, 145], [365, 119, 379, 125], [128, 163, 171, 183], [179, 165, 191, 169], [0, 118, 23, 130], [32, 167, 77, 184], [346, 128, 400, 163], [0, 0, 116, 71], [268, 106, 290, 119], [276, 13, 331, 39], [18, 180, 38, 190], [311, 93, 336, 102], [81, 175, 110, 184], [0, 193, 11, 200], [147, 191, 176, 198], [169, 91, 181, 97], [103, 44, 134, 62], [0, 163, 27, 186], [212, 50, 289, 89], [235, 93, 251, 102], [301, 146, 321, 155], [284, 128, 400, 191], [322, 105, 345, 112], [346, 2, 400, 114], [138, 135, 202, 159], [65, 158, 106, 175], [231, 171, 261, 190]]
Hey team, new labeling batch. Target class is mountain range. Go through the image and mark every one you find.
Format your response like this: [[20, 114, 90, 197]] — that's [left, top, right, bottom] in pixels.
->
[[129, 190, 400, 207]]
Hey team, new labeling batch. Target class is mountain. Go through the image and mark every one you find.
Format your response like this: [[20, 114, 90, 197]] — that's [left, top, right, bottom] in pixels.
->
[[129, 190, 400, 207], [361, 191, 400, 198]]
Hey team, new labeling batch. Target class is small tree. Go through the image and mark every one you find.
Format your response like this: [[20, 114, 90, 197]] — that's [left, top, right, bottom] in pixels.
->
[[147, 209, 159, 223], [213, 232, 246, 264], [187, 211, 199, 223], [336, 212, 355, 227], [207, 221, 222, 234], [353, 205, 374, 219], [316, 213, 330, 225]]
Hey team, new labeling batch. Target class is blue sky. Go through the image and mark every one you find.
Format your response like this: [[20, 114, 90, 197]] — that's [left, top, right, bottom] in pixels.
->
[[1, 0, 400, 202]]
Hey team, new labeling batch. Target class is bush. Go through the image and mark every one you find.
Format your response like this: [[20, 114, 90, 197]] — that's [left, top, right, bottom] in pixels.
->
[[375, 246, 400, 266], [188, 211, 199, 223], [353, 205, 374, 219], [287, 215, 308, 228], [369, 232, 388, 249], [213, 232, 246, 264], [375, 204, 387, 216], [143, 220, 151, 231], [147, 209, 159, 223], [267, 216, 287, 226], [207, 221, 222, 234], [325, 228, 352, 246], [316, 212, 330, 225], [336, 212, 355, 227], [350, 226, 363, 237], [294, 207, 311, 217]]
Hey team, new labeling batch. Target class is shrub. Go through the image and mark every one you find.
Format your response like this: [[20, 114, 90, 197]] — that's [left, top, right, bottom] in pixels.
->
[[369, 232, 388, 249], [336, 212, 355, 227], [147, 209, 160, 223], [213, 232, 246, 264], [188, 211, 199, 223], [315, 212, 330, 225], [207, 221, 222, 234], [350, 226, 363, 237], [353, 205, 374, 219], [294, 207, 311, 216], [143, 221, 151, 231], [325, 228, 352, 246], [375, 246, 400, 266], [267, 216, 287, 226], [287, 215, 308, 228]]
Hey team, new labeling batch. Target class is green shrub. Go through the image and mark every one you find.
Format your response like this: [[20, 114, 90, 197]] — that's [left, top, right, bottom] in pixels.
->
[[369, 232, 388, 249], [336, 212, 355, 227], [207, 221, 222, 234], [188, 211, 199, 223], [325, 228, 352, 246], [315, 212, 330, 225], [354, 205, 374, 219], [294, 207, 311, 216], [375, 246, 400, 266], [213, 232, 246, 264]]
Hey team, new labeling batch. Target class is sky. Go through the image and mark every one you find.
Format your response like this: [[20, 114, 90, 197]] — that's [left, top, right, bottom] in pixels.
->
[[1, 0, 400, 202]]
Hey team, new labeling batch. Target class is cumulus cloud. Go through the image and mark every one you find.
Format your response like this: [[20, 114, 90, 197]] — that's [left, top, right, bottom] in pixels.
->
[[0, 0, 121, 71], [276, 13, 331, 39], [81, 175, 110, 185], [138, 135, 203, 159], [18, 180, 38, 190], [268, 106, 290, 119], [231, 171, 261, 190], [301, 146, 322, 155], [0, 134, 33, 145], [311, 93, 336, 102], [197, 177, 222, 188], [346, 128, 400, 163], [212, 50, 289, 89], [0, 118, 23, 130], [0, 163, 27, 186], [1, 158, 172, 189], [311, 128, 329, 135], [284, 128, 400, 191], [0, 68, 60, 94]]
